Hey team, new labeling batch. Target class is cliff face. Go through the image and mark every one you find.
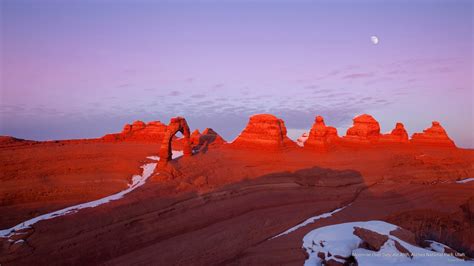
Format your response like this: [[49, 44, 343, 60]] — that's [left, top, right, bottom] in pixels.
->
[[231, 114, 297, 150]]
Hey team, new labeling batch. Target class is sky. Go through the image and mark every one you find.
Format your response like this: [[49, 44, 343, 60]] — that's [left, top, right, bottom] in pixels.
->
[[1, 0, 473, 147]]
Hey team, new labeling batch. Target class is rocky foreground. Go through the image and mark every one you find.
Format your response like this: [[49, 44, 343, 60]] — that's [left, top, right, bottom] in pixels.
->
[[0, 113, 473, 265]]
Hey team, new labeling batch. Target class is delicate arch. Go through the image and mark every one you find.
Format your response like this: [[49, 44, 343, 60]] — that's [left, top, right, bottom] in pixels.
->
[[159, 117, 192, 164]]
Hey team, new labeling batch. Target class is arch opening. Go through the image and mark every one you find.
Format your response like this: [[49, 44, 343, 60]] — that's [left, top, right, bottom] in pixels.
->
[[159, 117, 192, 164]]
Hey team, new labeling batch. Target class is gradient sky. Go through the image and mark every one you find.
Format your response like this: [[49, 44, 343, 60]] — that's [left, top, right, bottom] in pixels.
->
[[1, 0, 473, 147]]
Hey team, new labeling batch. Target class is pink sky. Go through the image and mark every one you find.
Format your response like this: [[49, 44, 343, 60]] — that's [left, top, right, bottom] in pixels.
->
[[1, 0, 473, 147]]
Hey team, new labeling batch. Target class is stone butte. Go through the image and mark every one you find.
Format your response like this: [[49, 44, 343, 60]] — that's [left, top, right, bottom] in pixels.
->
[[304, 116, 339, 150], [380, 122, 409, 143], [231, 114, 296, 150], [102, 120, 167, 142], [344, 114, 381, 143], [411, 121, 456, 147]]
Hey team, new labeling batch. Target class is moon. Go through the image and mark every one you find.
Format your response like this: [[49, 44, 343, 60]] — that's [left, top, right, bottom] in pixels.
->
[[371, 35, 379, 45]]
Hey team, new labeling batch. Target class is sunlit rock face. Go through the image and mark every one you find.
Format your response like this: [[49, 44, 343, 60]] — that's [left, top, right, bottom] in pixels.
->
[[380, 122, 409, 143], [102, 120, 168, 142], [344, 114, 381, 143], [411, 121, 456, 147], [231, 114, 296, 150], [304, 115, 339, 150]]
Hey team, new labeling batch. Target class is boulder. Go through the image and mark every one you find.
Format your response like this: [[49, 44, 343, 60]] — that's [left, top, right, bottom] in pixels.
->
[[231, 114, 296, 150], [353, 227, 388, 251], [411, 121, 456, 147]]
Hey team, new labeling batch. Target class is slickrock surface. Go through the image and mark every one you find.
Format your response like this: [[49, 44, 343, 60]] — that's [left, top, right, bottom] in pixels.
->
[[0, 141, 160, 228], [0, 113, 472, 265]]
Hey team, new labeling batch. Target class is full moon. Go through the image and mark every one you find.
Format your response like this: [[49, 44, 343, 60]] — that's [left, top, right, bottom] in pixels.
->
[[371, 35, 379, 45]]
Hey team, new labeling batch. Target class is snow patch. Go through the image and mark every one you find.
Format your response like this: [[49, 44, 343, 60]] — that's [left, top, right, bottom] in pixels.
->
[[296, 132, 309, 147], [456, 178, 474, 184], [271, 204, 350, 239], [303, 221, 472, 266]]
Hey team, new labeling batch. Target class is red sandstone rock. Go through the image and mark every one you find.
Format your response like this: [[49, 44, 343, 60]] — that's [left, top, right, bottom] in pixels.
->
[[344, 114, 381, 143], [304, 116, 339, 150], [353, 227, 388, 251], [102, 120, 168, 143], [231, 114, 297, 150], [411, 121, 456, 147], [201, 128, 226, 145], [159, 117, 192, 165], [389, 227, 416, 246], [394, 240, 413, 258], [190, 129, 201, 146], [380, 122, 409, 143]]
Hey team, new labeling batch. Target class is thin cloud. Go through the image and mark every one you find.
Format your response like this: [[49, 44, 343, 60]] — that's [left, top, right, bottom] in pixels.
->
[[342, 72, 374, 79]]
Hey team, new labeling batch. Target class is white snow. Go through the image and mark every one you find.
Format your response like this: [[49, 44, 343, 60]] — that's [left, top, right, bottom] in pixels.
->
[[0, 151, 183, 239], [456, 178, 474, 184], [296, 132, 309, 147], [302, 221, 473, 266], [424, 240, 450, 253], [271, 204, 350, 239]]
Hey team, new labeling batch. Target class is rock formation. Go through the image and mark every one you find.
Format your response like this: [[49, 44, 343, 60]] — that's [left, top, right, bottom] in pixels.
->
[[231, 114, 296, 150], [344, 114, 381, 143], [190, 129, 201, 146], [185, 128, 226, 151], [380, 122, 409, 143], [102, 120, 168, 142], [411, 121, 456, 147], [158, 117, 192, 165], [304, 116, 339, 150]]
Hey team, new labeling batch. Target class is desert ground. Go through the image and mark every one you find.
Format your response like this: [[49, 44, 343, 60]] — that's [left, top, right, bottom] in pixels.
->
[[1, 114, 473, 265]]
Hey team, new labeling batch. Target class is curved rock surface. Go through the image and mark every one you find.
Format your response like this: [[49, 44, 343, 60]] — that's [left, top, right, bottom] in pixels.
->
[[411, 121, 456, 147], [231, 114, 296, 150], [304, 116, 339, 150]]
